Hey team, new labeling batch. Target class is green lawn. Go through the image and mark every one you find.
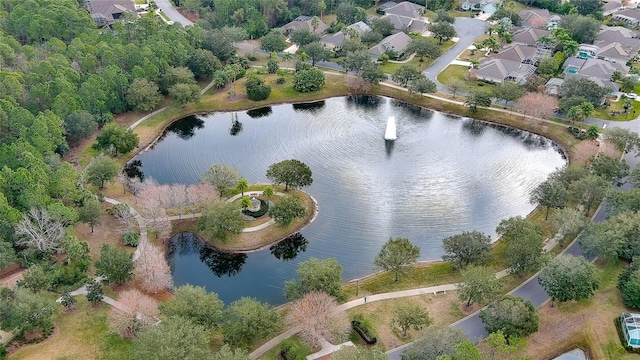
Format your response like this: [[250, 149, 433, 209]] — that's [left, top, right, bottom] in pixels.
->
[[593, 98, 640, 121], [380, 40, 455, 75], [437, 64, 496, 94], [257, 335, 313, 360]]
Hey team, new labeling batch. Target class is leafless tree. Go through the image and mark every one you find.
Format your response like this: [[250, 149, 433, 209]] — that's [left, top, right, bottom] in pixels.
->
[[166, 184, 188, 218], [185, 183, 217, 211], [138, 183, 172, 239], [134, 242, 173, 294], [15, 208, 67, 254], [344, 74, 373, 95], [286, 291, 349, 348], [108, 289, 159, 339], [112, 203, 136, 234], [515, 92, 558, 121]]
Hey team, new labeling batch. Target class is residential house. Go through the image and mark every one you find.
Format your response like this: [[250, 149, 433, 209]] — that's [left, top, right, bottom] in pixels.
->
[[518, 9, 550, 28], [595, 41, 640, 63], [621, 313, 640, 349], [472, 58, 536, 84], [368, 31, 413, 58], [562, 57, 586, 75], [565, 58, 628, 91], [87, 0, 138, 26], [544, 77, 564, 96], [379, 1, 427, 34], [377, 1, 398, 14], [603, 1, 624, 17], [547, 15, 561, 30], [282, 16, 328, 35], [612, 9, 640, 27], [491, 43, 539, 64], [321, 21, 372, 50], [460, 0, 487, 11], [578, 44, 599, 59], [596, 26, 639, 42], [511, 27, 552, 47]]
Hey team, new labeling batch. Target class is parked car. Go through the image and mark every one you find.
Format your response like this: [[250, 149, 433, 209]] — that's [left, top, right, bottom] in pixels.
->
[[625, 93, 638, 99]]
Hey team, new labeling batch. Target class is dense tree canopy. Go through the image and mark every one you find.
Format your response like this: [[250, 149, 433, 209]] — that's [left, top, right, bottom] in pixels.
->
[[284, 257, 344, 301], [159, 285, 224, 329], [480, 296, 539, 339], [374, 237, 420, 282], [401, 326, 468, 360], [538, 254, 599, 304], [132, 316, 213, 360], [442, 231, 492, 269], [266, 159, 313, 190], [221, 297, 278, 347]]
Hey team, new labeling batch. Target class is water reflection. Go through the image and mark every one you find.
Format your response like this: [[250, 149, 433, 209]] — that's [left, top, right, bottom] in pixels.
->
[[462, 119, 487, 137], [385, 140, 395, 157], [247, 107, 272, 118], [167, 232, 247, 277], [229, 113, 243, 136], [348, 95, 381, 106], [166, 116, 205, 140], [270, 233, 308, 261], [293, 101, 325, 112], [123, 160, 144, 181]]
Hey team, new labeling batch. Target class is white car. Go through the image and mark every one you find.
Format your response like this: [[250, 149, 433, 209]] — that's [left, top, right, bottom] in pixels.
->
[[625, 93, 638, 99]]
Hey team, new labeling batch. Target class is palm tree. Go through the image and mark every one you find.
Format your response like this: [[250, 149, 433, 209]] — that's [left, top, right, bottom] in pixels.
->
[[562, 40, 579, 57], [483, 37, 500, 53], [236, 177, 249, 197], [623, 98, 634, 113], [283, 52, 293, 62], [311, 16, 319, 33], [585, 124, 601, 139], [240, 196, 252, 211], [298, 51, 309, 62], [538, 35, 555, 49], [567, 106, 582, 124], [579, 102, 595, 127], [262, 187, 274, 200]]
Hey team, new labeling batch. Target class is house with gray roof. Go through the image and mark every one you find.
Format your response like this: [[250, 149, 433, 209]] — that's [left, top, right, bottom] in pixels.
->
[[511, 27, 551, 47], [384, 1, 424, 18], [545, 78, 564, 96], [379, 1, 427, 34], [562, 57, 586, 75], [368, 32, 412, 58], [321, 21, 372, 50], [377, 1, 398, 14], [282, 16, 328, 35], [87, 0, 138, 26], [518, 9, 550, 28], [491, 44, 538, 64], [471, 58, 536, 84], [603, 1, 624, 16], [595, 41, 640, 63], [596, 26, 639, 42], [612, 9, 640, 27], [460, 0, 488, 11], [565, 58, 628, 91]]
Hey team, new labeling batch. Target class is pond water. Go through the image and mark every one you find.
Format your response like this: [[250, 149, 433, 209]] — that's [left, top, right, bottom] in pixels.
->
[[131, 96, 566, 305]]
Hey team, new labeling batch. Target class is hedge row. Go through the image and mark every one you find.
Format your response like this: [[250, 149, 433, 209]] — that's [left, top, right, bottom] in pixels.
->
[[280, 339, 307, 360], [243, 198, 269, 218], [351, 314, 377, 345]]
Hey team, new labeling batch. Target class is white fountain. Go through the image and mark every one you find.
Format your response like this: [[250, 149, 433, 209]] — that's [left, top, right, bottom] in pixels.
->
[[384, 116, 397, 141]]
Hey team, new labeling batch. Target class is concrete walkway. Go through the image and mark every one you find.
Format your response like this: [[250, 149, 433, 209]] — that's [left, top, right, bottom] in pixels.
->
[[306, 337, 355, 360]]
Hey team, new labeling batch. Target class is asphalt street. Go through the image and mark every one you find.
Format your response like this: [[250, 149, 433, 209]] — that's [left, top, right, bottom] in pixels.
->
[[154, 0, 193, 26]]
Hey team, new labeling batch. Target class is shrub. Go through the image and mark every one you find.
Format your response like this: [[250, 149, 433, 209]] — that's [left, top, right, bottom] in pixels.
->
[[245, 76, 272, 101], [293, 67, 325, 93], [123, 232, 140, 247], [279, 339, 307, 360], [0, 345, 6, 360], [276, 69, 290, 76], [267, 59, 279, 74], [351, 314, 377, 344], [276, 76, 286, 84], [242, 199, 269, 218], [568, 127, 586, 140], [247, 53, 258, 61]]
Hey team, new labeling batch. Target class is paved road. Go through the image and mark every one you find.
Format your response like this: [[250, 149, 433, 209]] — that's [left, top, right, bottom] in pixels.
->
[[154, 0, 193, 26], [423, 18, 487, 91]]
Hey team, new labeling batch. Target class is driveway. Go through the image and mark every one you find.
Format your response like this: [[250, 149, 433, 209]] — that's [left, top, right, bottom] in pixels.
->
[[154, 0, 193, 26], [388, 120, 640, 359], [423, 18, 487, 92]]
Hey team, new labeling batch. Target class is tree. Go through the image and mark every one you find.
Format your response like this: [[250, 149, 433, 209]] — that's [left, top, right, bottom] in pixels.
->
[[465, 91, 492, 113], [336, 2, 367, 24], [187, 49, 222, 80], [409, 78, 437, 97], [262, 187, 274, 199], [213, 345, 252, 360], [197, 200, 245, 241], [391, 303, 432, 337], [126, 78, 162, 111], [580, 222, 623, 263], [290, 29, 321, 47], [618, 260, 640, 309], [245, 76, 272, 101], [606, 127, 640, 153], [78, 198, 101, 233], [108, 289, 159, 339], [0, 288, 55, 337], [64, 111, 98, 144], [86, 279, 104, 306], [287, 291, 349, 347], [400, 326, 468, 360], [480, 296, 539, 339], [441, 231, 492, 269], [134, 243, 173, 294], [482, 36, 500, 53], [515, 92, 558, 120], [15, 208, 66, 254], [221, 297, 278, 347], [571, 0, 603, 15], [392, 65, 423, 87], [559, 78, 609, 107], [284, 257, 344, 301], [261, 29, 288, 54], [538, 254, 599, 306], [589, 155, 629, 185], [559, 14, 601, 43], [269, 195, 307, 226], [159, 285, 224, 330], [496, 216, 545, 276], [484, 331, 528, 359], [266, 159, 313, 190], [0, 240, 17, 270], [447, 79, 466, 98], [160, 66, 197, 93], [94, 122, 139, 156], [457, 265, 501, 307], [331, 346, 388, 360], [302, 42, 329, 66], [406, 38, 441, 61], [169, 83, 201, 107], [267, 59, 279, 74], [293, 67, 326, 92], [235, 178, 250, 197], [95, 244, 134, 285], [529, 176, 568, 220], [19, 264, 52, 293], [492, 82, 525, 108], [621, 76, 637, 94], [60, 292, 77, 312], [201, 163, 241, 196], [429, 22, 456, 45], [132, 316, 212, 360], [569, 174, 610, 214], [434, 9, 455, 23], [374, 237, 421, 282], [363, 18, 391, 37], [85, 155, 119, 189]]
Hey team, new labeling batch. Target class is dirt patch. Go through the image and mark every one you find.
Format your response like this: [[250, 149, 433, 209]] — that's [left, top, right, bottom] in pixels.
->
[[346, 293, 465, 351], [177, 8, 199, 22]]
